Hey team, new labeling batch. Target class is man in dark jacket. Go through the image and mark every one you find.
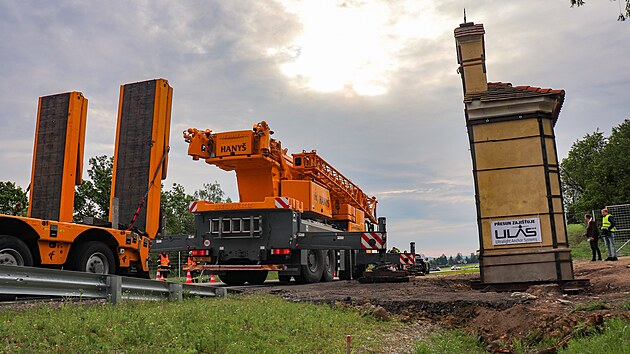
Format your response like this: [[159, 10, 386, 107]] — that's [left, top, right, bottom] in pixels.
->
[[584, 214, 602, 261]]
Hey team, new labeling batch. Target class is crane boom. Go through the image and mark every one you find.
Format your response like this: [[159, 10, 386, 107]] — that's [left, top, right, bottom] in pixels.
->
[[292, 151, 377, 224]]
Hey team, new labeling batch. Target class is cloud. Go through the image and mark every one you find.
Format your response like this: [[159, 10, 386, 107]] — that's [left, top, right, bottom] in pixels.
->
[[0, 1, 628, 258], [267, 0, 455, 96]]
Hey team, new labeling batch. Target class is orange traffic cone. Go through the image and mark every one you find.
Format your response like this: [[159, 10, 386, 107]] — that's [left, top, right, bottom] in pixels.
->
[[156, 268, 163, 281], [185, 270, 193, 284], [210, 274, 217, 283]]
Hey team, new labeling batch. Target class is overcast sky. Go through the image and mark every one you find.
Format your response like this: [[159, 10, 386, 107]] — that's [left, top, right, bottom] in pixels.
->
[[1, 1, 628, 256]]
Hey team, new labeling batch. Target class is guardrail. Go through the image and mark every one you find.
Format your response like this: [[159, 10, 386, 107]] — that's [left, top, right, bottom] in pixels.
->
[[0, 265, 227, 304]]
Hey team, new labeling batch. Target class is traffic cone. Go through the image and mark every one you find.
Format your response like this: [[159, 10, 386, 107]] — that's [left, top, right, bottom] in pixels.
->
[[155, 268, 163, 281], [185, 270, 193, 284], [210, 274, 217, 283]]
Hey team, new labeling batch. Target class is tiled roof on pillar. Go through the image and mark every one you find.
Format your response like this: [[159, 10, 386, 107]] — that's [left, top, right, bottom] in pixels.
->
[[464, 82, 565, 102], [464, 82, 565, 123]]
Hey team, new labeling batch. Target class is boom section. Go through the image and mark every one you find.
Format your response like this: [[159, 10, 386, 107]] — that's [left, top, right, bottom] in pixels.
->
[[293, 151, 377, 224]]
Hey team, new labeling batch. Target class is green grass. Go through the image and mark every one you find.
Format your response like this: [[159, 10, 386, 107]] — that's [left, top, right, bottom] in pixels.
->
[[426, 268, 479, 276], [414, 329, 486, 354], [559, 318, 630, 354], [0, 295, 395, 353], [570, 240, 595, 261], [460, 263, 479, 269], [575, 300, 610, 311], [567, 223, 586, 244]]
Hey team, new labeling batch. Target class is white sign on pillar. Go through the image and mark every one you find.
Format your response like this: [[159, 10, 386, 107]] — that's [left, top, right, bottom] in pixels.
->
[[491, 217, 542, 246]]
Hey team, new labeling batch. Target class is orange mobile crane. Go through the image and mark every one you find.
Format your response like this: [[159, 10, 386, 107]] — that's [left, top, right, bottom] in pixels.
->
[[184, 121, 377, 230], [0, 79, 172, 277], [168, 121, 400, 285]]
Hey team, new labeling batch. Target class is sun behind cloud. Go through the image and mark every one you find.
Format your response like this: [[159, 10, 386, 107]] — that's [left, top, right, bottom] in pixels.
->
[[267, 0, 449, 96]]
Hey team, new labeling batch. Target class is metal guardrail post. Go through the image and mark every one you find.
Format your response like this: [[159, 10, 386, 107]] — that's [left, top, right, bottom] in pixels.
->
[[168, 282, 183, 301], [107, 275, 122, 304]]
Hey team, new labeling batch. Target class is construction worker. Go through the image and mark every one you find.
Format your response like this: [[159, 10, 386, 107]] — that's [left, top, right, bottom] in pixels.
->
[[187, 251, 200, 282], [601, 208, 618, 261], [158, 251, 171, 279]]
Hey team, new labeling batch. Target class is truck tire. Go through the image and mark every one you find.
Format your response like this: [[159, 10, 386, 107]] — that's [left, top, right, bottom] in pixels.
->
[[338, 251, 352, 280], [219, 271, 247, 286], [296, 250, 324, 284], [0, 235, 34, 266], [321, 250, 336, 282], [70, 241, 116, 275]]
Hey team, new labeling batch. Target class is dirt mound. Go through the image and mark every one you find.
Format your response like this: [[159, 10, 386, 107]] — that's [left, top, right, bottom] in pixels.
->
[[241, 258, 630, 352]]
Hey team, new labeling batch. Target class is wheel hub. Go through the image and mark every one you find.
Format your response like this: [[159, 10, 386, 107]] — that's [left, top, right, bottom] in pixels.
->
[[0, 248, 24, 266], [307, 251, 317, 272], [86, 252, 109, 274]]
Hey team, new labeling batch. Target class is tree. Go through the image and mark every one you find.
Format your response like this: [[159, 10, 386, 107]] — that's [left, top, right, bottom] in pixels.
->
[[74, 155, 113, 221], [435, 254, 448, 266], [560, 131, 606, 222], [560, 119, 630, 221], [161, 183, 195, 235], [161, 181, 232, 235], [0, 181, 28, 216], [596, 119, 630, 204], [571, 0, 630, 21], [72, 155, 232, 234], [194, 182, 232, 203]]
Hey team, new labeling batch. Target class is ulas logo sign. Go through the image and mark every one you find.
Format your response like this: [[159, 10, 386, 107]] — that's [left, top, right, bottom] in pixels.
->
[[491, 218, 542, 245], [494, 224, 537, 239]]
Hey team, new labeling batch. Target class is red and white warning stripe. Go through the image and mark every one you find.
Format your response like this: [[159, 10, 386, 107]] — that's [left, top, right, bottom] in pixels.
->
[[189, 201, 199, 213], [399, 253, 416, 265], [274, 197, 290, 209], [360, 232, 385, 249]]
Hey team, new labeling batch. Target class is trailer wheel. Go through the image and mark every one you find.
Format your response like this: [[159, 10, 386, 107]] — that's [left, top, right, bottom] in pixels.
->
[[0, 235, 34, 266], [246, 271, 268, 285], [219, 271, 247, 286], [296, 250, 324, 284], [321, 250, 336, 282], [70, 241, 116, 275]]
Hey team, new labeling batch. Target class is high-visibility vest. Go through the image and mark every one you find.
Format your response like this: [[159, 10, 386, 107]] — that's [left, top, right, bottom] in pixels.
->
[[159, 253, 170, 267], [602, 215, 616, 232], [187, 257, 196, 266]]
